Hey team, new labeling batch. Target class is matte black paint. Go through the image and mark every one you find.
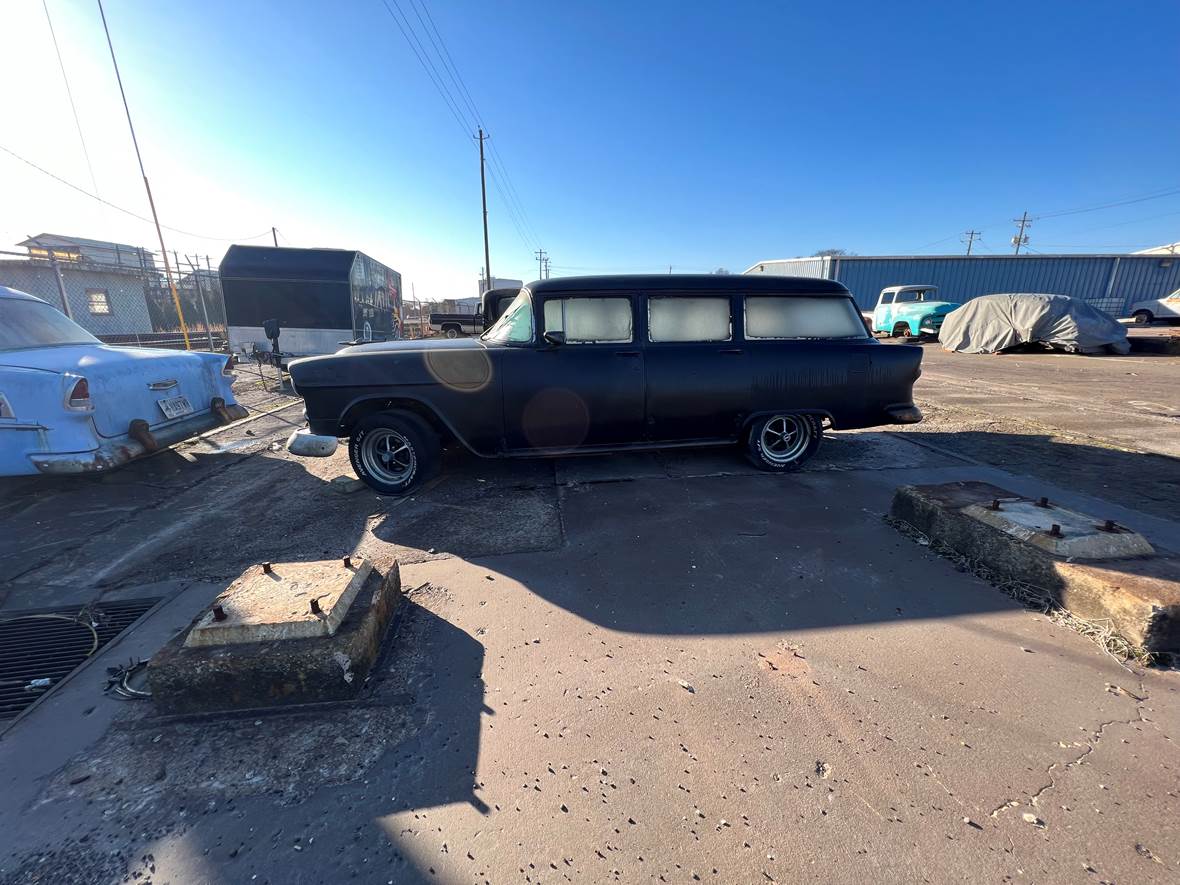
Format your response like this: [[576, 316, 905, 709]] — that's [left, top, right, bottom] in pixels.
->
[[288, 275, 923, 457]]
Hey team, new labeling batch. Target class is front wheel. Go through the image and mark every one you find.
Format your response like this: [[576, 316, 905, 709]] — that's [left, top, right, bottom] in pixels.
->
[[349, 411, 440, 495], [745, 413, 822, 472], [1133, 310, 1153, 325]]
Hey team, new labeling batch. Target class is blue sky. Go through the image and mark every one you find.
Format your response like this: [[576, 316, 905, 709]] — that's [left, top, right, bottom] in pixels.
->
[[1, 0, 1178, 298]]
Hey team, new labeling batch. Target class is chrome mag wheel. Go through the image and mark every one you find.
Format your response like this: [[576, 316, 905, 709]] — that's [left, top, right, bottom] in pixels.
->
[[358, 428, 417, 485]]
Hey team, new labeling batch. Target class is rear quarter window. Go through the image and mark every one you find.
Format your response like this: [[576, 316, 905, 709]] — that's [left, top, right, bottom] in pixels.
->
[[744, 296, 867, 340]]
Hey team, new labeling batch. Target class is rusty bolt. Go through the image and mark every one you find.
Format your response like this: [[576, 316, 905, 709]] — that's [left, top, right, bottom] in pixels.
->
[[343, 555, 353, 569], [1048, 524, 1063, 538], [988, 499, 1002, 511], [212, 604, 227, 622], [263, 562, 273, 575], [310, 598, 322, 615], [1101, 519, 1117, 533], [1036, 496, 1050, 508]]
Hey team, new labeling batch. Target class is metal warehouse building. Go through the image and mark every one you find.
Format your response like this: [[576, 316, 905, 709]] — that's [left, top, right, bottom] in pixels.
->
[[744, 253, 1180, 316]]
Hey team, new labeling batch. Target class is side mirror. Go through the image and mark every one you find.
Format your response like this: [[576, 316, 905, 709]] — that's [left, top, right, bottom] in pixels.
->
[[543, 330, 566, 346]]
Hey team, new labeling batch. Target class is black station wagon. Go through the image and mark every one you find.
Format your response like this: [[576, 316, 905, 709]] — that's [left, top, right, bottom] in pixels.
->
[[286, 275, 923, 493]]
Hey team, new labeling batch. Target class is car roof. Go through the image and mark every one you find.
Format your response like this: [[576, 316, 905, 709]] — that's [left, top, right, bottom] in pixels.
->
[[0, 286, 48, 304], [526, 274, 851, 296], [882, 284, 937, 292]]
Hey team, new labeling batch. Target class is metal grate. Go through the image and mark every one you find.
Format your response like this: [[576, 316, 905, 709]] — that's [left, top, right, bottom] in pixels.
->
[[0, 598, 161, 721]]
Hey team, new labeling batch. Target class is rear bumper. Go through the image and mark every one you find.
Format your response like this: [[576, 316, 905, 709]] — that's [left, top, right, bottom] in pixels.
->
[[28, 401, 248, 475]]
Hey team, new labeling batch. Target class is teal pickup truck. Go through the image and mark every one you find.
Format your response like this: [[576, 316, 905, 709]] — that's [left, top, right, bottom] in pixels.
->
[[868, 285, 960, 338]]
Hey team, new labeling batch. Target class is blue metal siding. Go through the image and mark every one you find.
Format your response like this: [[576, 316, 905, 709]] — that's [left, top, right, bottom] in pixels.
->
[[748, 255, 1180, 314]]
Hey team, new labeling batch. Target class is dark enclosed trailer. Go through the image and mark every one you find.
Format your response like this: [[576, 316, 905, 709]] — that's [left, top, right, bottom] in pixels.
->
[[220, 245, 402, 358]]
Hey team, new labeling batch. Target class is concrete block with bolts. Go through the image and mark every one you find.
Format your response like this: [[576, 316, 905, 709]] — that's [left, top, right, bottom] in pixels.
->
[[148, 561, 401, 714], [184, 558, 372, 647], [890, 481, 1180, 653]]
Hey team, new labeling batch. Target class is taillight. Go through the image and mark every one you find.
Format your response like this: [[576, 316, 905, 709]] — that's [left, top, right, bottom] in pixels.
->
[[222, 355, 236, 376], [65, 376, 93, 411]]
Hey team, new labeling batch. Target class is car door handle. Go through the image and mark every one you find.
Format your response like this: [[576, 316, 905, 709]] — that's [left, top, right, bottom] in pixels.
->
[[718, 348, 744, 355], [615, 350, 641, 357]]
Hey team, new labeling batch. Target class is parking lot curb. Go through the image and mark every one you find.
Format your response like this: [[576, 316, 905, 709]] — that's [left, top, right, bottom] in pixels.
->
[[890, 481, 1180, 654]]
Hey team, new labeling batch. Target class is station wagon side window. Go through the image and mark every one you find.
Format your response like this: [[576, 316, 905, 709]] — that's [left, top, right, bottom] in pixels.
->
[[895, 290, 921, 303], [880, 291, 895, 304], [744, 296, 868, 340], [648, 296, 731, 342], [543, 297, 633, 344]]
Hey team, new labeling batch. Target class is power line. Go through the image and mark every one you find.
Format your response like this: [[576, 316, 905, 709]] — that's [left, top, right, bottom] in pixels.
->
[[378, 0, 471, 141], [407, 0, 542, 249], [43, 0, 99, 199], [1034, 184, 1180, 220], [912, 184, 1180, 254], [0, 142, 272, 243], [375, 0, 541, 253]]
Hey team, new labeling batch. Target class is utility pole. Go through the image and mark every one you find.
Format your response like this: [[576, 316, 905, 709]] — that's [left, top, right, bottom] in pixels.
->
[[477, 128, 491, 292], [1011, 212, 1031, 255], [535, 249, 547, 281], [272, 227, 278, 247], [542, 256, 550, 279], [97, 0, 190, 349], [962, 229, 981, 256], [37, 241, 74, 319]]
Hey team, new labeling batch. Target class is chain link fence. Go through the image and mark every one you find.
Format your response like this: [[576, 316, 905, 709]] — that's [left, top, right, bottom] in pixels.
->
[[0, 242, 227, 352]]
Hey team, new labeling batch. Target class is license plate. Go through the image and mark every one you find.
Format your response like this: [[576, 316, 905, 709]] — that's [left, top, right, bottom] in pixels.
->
[[157, 395, 194, 420]]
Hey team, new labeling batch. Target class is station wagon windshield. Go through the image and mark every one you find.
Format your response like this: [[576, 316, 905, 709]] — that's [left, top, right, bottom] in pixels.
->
[[481, 291, 534, 344], [0, 299, 100, 351]]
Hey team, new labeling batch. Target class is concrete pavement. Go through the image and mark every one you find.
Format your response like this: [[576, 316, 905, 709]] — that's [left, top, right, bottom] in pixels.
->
[[1, 408, 1177, 884]]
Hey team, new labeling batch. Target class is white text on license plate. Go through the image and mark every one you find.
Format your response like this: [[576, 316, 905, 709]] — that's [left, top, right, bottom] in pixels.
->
[[157, 395, 193, 419]]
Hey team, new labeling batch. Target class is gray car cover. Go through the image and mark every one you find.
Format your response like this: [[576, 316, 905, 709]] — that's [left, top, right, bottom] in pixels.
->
[[939, 293, 1129, 355]]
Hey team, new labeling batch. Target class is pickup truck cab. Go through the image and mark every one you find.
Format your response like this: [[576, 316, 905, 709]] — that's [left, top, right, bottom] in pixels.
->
[[1127, 288, 1180, 324], [870, 285, 960, 338], [429, 288, 521, 338], [287, 275, 924, 494]]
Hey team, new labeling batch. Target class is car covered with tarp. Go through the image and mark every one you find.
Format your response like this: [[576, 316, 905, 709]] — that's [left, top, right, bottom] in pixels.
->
[[939, 293, 1129, 355]]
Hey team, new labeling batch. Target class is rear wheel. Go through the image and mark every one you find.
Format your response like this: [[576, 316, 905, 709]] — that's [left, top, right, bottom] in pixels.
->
[[745, 413, 822, 472], [349, 411, 440, 495], [1133, 310, 1153, 325], [443, 325, 461, 339]]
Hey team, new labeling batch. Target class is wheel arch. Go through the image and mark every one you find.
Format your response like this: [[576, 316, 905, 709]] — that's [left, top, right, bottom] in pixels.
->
[[338, 395, 471, 451], [742, 409, 831, 438]]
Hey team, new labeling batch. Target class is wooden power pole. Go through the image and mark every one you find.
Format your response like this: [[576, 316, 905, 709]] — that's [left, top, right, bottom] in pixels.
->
[[478, 128, 491, 291]]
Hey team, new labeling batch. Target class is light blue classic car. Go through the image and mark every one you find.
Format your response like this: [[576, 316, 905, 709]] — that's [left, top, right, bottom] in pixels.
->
[[0, 286, 247, 476]]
